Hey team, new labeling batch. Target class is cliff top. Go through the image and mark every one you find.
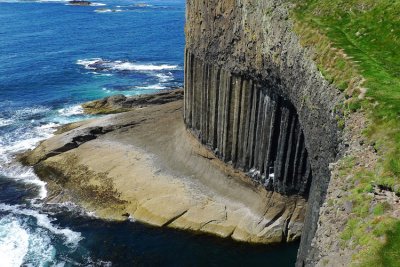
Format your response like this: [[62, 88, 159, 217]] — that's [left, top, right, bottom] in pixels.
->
[[292, 0, 400, 265]]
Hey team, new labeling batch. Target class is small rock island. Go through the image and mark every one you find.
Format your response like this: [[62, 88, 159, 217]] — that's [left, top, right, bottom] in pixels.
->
[[68, 0, 92, 6]]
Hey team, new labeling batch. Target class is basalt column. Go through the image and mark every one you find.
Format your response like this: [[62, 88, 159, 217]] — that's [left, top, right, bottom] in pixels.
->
[[185, 0, 343, 265], [184, 52, 312, 197]]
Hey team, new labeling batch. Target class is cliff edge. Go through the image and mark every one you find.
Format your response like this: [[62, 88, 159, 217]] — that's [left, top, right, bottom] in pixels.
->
[[185, 0, 400, 266]]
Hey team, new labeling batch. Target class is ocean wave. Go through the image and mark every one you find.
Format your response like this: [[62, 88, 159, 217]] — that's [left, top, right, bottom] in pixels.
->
[[91, 72, 113, 76], [102, 87, 112, 93], [12, 106, 51, 121], [0, 216, 29, 267], [135, 84, 166, 90], [76, 58, 102, 69], [77, 58, 178, 72], [155, 72, 174, 83], [0, 213, 61, 266], [15, 106, 51, 115], [0, 165, 48, 200], [0, 118, 13, 127], [58, 105, 83, 117], [0, 203, 83, 246], [133, 3, 152, 7], [0, 122, 58, 155], [90, 2, 106, 6], [94, 8, 124, 13]]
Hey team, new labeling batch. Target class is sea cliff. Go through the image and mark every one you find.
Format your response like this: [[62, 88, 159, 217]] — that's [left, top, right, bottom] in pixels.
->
[[21, 0, 400, 265], [185, 0, 400, 266], [185, 0, 343, 265]]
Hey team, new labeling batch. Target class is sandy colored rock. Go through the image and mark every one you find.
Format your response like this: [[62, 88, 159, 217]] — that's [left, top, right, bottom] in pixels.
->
[[23, 100, 306, 244], [81, 89, 183, 114]]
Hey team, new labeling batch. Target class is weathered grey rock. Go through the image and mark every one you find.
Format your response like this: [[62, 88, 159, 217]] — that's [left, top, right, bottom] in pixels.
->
[[184, 0, 344, 265]]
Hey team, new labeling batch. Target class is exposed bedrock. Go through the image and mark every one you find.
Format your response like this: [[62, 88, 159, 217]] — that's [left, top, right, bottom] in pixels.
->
[[185, 0, 344, 265], [22, 101, 307, 244], [185, 56, 312, 197]]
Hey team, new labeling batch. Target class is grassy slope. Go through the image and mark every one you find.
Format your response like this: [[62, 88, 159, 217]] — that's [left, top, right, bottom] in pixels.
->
[[290, 0, 400, 265]]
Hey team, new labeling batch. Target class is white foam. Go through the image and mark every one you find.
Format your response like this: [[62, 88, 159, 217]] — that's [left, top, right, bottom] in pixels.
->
[[25, 229, 55, 266], [58, 105, 83, 117], [155, 73, 173, 82], [134, 3, 152, 7], [128, 215, 135, 222], [0, 165, 47, 200], [0, 217, 29, 267], [77, 58, 178, 72], [95, 73, 113, 77], [0, 118, 13, 127], [0, 121, 59, 199], [1, 122, 57, 155], [37, 122, 60, 130], [3, 137, 44, 154], [112, 62, 177, 71], [136, 84, 166, 90], [91, 2, 106, 6], [0, 214, 58, 266], [76, 58, 103, 69], [94, 8, 113, 13], [14, 106, 50, 118], [0, 204, 82, 247]]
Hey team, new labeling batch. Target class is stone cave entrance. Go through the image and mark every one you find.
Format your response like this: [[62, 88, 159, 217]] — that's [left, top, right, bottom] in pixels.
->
[[184, 52, 312, 197]]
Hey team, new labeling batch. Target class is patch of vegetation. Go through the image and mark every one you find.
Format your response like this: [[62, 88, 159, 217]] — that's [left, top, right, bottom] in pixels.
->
[[290, 0, 400, 265], [379, 221, 400, 266]]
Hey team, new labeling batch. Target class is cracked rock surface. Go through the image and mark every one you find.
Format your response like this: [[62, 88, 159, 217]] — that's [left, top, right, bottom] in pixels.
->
[[21, 100, 306, 244]]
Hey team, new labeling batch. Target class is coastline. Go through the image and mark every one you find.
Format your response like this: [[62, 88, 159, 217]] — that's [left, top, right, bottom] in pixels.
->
[[21, 91, 306, 244]]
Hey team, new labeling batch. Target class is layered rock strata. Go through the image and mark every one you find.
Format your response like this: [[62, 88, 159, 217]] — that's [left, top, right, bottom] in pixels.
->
[[184, 0, 344, 264], [22, 100, 306, 244]]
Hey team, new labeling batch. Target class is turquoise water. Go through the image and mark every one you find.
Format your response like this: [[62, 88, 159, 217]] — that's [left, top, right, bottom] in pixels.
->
[[0, 0, 299, 265]]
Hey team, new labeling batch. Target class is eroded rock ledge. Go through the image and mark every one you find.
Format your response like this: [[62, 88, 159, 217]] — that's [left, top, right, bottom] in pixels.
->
[[22, 98, 306, 244], [82, 89, 183, 114]]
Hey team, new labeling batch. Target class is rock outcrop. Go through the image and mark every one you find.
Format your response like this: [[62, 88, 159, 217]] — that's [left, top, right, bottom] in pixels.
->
[[22, 100, 306, 244], [82, 89, 183, 114], [184, 0, 344, 265]]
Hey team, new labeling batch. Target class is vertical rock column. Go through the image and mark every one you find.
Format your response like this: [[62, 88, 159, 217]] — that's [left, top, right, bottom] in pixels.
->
[[184, 52, 312, 197]]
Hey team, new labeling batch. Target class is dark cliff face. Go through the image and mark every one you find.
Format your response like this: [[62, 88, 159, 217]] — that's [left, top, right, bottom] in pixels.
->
[[185, 0, 344, 265], [185, 54, 312, 197]]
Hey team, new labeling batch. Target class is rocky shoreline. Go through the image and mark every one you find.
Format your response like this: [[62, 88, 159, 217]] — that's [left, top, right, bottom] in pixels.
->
[[21, 90, 306, 244]]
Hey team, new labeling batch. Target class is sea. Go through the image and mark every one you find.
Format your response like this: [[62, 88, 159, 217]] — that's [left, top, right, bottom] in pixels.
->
[[0, 0, 299, 266]]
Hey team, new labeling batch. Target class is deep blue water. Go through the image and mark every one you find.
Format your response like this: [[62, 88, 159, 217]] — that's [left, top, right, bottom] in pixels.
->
[[0, 1, 298, 266]]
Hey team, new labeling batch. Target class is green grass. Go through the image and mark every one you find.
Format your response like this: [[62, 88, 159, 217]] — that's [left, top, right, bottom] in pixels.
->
[[290, 0, 400, 265], [380, 221, 400, 266]]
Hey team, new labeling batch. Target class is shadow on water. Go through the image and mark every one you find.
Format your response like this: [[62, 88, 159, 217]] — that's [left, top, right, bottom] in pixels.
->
[[55, 212, 300, 267], [0, 175, 299, 266]]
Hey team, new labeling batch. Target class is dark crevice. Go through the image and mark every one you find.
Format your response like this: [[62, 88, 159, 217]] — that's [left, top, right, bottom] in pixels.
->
[[37, 122, 141, 164], [163, 210, 189, 227]]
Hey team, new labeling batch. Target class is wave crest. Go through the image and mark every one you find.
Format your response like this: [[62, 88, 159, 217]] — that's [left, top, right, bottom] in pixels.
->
[[0, 204, 83, 246], [77, 58, 178, 72]]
